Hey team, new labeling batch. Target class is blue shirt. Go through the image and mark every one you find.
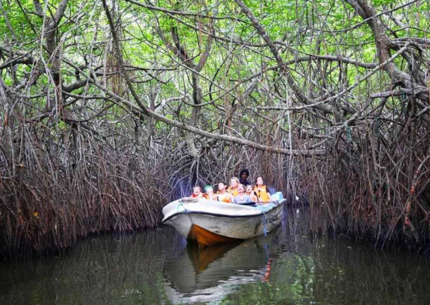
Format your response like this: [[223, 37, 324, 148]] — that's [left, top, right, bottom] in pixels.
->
[[233, 194, 252, 204]]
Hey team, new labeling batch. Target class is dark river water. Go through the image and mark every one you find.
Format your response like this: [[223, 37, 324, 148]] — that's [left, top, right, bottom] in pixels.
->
[[1, 207, 430, 305]]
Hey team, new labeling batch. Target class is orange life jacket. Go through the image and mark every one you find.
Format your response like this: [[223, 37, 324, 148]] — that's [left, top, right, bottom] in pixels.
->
[[254, 185, 271, 202], [217, 192, 232, 203]]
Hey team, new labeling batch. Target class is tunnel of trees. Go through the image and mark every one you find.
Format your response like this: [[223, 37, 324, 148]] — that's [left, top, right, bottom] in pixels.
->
[[0, 0, 429, 256]]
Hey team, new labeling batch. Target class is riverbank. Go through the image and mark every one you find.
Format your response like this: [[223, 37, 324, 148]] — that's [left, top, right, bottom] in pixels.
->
[[0, 146, 169, 259]]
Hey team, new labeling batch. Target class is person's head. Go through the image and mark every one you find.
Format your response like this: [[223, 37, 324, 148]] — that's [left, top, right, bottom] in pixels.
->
[[237, 184, 246, 194], [205, 185, 214, 194], [239, 169, 249, 181], [193, 186, 202, 196], [246, 185, 254, 193], [218, 182, 226, 192], [230, 177, 239, 188], [256, 176, 264, 186]]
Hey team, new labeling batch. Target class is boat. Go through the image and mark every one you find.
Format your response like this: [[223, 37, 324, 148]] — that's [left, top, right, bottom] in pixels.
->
[[162, 195, 285, 247]]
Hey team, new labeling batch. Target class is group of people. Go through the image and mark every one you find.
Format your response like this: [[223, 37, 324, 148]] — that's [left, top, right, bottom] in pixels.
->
[[189, 169, 272, 204]]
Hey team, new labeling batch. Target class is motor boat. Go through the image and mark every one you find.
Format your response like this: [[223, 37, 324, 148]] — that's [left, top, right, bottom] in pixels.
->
[[162, 195, 285, 247]]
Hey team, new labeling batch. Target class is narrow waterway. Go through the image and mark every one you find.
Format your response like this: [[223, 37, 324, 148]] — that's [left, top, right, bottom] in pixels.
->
[[1, 207, 430, 305]]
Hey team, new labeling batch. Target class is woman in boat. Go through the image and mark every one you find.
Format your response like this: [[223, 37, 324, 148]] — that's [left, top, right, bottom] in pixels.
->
[[217, 182, 234, 203], [227, 177, 240, 197], [191, 186, 204, 198], [233, 184, 253, 204], [254, 177, 272, 202], [239, 169, 251, 186], [204, 185, 216, 200], [246, 184, 258, 202]]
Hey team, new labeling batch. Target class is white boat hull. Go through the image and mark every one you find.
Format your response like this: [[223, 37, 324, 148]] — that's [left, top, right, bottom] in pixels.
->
[[162, 198, 285, 245]]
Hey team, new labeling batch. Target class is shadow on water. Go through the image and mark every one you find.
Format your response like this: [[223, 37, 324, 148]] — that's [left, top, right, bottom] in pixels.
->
[[1, 207, 430, 305]]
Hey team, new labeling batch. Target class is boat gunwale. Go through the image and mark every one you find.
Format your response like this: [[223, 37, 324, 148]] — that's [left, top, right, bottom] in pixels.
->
[[162, 200, 285, 224]]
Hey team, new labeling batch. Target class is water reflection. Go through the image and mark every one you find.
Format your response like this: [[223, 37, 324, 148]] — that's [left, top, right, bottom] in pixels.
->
[[164, 233, 276, 304], [0, 207, 430, 305]]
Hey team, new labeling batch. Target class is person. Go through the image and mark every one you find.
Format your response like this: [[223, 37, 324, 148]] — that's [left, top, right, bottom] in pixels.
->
[[239, 169, 251, 186], [233, 184, 253, 204], [191, 186, 204, 198], [204, 185, 216, 200], [227, 177, 240, 197], [217, 182, 234, 203], [254, 177, 272, 202], [246, 184, 258, 202]]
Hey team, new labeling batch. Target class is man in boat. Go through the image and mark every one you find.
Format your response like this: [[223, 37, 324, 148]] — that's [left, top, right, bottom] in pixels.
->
[[254, 177, 272, 202], [217, 182, 234, 203], [233, 184, 253, 204], [239, 169, 251, 186], [227, 177, 240, 197]]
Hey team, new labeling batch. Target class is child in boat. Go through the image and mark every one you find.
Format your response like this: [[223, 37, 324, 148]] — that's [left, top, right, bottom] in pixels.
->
[[246, 184, 258, 202], [204, 185, 216, 200], [227, 177, 240, 197], [233, 184, 253, 204], [254, 177, 272, 202], [217, 182, 234, 203], [191, 186, 204, 198]]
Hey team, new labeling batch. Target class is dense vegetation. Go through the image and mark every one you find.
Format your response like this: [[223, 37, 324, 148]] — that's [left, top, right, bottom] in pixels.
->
[[1, 0, 429, 256]]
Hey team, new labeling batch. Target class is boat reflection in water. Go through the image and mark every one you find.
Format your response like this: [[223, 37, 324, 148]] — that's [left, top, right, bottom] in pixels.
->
[[163, 229, 278, 304]]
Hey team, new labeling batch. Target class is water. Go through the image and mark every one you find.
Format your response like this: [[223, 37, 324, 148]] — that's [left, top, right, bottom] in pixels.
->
[[1, 208, 430, 305]]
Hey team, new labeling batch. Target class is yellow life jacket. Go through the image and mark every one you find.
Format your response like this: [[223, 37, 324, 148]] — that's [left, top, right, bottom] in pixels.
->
[[254, 185, 271, 202], [227, 187, 239, 197]]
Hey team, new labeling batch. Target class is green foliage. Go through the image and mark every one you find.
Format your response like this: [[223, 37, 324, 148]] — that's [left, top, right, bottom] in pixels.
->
[[1, 0, 428, 137]]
